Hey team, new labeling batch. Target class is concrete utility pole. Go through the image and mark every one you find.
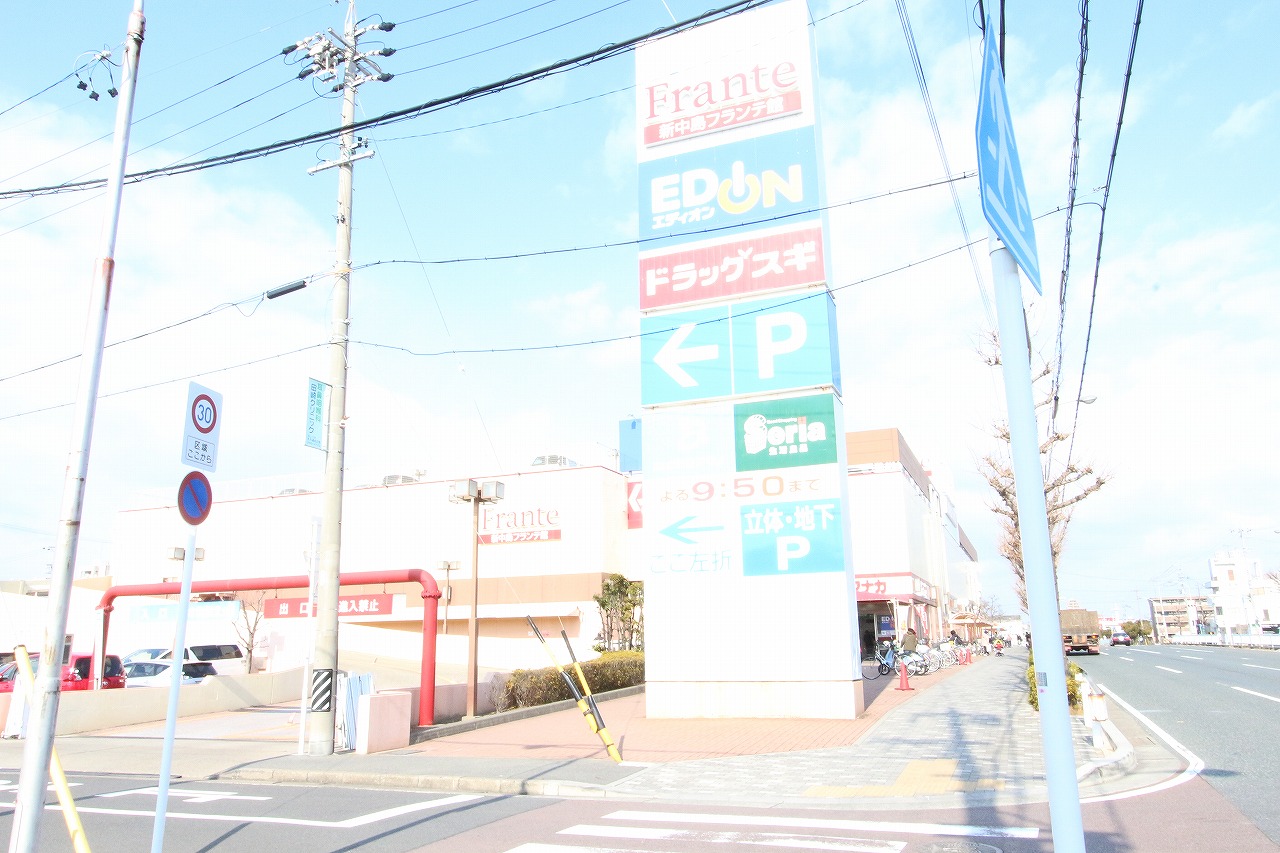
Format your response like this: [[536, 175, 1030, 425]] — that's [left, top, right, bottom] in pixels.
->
[[8, 4, 146, 852], [285, 0, 395, 756]]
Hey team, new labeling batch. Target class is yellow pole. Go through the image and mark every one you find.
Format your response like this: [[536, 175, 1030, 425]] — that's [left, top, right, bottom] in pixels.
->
[[526, 619, 621, 761], [14, 646, 92, 853], [559, 631, 621, 763]]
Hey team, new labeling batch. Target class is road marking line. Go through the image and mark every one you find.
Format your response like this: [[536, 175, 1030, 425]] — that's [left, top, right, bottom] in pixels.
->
[[99, 787, 270, 804], [507, 846, 649, 853], [508, 846, 642, 853], [561, 824, 906, 851], [1178, 655, 1202, 660], [1155, 666, 1182, 674], [1243, 663, 1280, 672], [1230, 686, 1280, 704], [1081, 683, 1203, 805], [1131, 649, 1160, 655], [0, 792, 484, 829], [602, 810, 1040, 839]]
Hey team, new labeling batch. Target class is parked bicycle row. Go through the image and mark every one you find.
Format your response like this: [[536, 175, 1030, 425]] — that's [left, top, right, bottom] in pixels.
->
[[861, 633, 999, 679]]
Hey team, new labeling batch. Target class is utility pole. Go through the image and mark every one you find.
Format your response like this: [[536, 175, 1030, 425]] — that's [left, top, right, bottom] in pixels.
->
[[284, 0, 394, 756], [8, 5, 146, 852]]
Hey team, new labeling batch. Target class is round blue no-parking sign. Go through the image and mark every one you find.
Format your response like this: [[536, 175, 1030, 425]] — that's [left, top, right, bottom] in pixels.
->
[[177, 470, 213, 525]]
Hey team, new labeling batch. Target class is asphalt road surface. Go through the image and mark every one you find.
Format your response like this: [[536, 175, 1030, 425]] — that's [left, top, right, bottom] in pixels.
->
[[1078, 642, 1280, 845]]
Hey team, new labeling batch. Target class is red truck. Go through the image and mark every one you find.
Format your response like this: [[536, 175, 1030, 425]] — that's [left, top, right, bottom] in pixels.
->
[[1060, 609, 1101, 655]]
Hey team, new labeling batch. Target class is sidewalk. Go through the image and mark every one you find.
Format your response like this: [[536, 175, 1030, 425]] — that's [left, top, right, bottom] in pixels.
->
[[0, 648, 1144, 811]]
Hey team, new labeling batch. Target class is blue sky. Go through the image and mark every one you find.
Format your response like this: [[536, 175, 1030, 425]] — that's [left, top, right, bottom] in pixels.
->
[[1, 0, 1277, 619]]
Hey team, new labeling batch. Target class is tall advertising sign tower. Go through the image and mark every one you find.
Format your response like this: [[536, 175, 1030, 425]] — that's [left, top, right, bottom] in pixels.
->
[[636, 0, 863, 718]]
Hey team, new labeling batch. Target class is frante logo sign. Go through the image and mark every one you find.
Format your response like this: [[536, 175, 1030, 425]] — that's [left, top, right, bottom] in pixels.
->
[[735, 394, 836, 471], [635, 0, 814, 156], [642, 60, 804, 147]]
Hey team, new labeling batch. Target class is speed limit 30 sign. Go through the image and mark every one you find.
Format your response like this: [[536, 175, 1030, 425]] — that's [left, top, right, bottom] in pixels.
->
[[181, 382, 222, 472]]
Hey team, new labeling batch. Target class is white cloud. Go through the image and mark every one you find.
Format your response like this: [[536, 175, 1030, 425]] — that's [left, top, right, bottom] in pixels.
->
[[1212, 95, 1276, 142]]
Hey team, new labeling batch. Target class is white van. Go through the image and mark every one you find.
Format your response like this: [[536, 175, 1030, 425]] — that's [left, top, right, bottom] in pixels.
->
[[122, 644, 248, 676]]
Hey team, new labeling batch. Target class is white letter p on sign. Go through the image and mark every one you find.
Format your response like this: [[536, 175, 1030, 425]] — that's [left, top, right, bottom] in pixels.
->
[[776, 535, 810, 571], [756, 312, 807, 379]]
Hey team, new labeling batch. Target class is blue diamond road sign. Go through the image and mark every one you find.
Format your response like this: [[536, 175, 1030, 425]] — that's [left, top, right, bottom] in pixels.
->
[[975, 14, 1042, 294]]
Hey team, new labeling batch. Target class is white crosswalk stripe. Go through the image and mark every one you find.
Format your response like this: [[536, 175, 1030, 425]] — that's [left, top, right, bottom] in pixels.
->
[[561, 823, 905, 851], [501, 808, 1040, 852]]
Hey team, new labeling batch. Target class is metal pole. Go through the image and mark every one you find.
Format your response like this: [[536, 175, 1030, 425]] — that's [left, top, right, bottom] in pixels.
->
[[991, 242, 1086, 852], [300, 516, 320, 755], [8, 4, 145, 851], [150, 526, 197, 853], [308, 0, 358, 756], [465, 497, 480, 718]]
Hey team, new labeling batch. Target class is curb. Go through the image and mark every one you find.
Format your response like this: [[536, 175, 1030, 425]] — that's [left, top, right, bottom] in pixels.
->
[[1075, 678, 1137, 784], [409, 684, 645, 744]]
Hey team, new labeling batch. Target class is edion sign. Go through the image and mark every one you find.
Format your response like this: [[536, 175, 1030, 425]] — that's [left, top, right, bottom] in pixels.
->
[[640, 127, 820, 245], [636, 0, 814, 158]]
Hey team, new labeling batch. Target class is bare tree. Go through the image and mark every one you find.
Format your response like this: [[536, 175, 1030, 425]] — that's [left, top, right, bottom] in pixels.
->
[[234, 591, 268, 673], [972, 595, 1003, 626], [979, 333, 1108, 613]]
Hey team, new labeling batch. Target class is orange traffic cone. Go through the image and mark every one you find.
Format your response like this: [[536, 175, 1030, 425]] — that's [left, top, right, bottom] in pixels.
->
[[894, 660, 913, 691]]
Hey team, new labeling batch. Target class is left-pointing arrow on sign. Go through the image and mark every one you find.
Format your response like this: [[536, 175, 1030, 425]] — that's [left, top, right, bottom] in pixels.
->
[[653, 323, 719, 388], [661, 516, 725, 544]]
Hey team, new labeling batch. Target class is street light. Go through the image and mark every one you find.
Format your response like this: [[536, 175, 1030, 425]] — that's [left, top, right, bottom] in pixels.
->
[[436, 560, 459, 635], [449, 479, 504, 718]]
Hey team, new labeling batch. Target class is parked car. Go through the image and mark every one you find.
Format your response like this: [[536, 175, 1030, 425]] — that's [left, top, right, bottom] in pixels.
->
[[122, 660, 217, 688], [1110, 631, 1132, 646], [123, 643, 247, 675], [0, 653, 126, 692]]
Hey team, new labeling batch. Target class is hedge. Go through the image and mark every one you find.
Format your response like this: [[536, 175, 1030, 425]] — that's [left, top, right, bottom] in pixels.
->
[[1025, 649, 1084, 711], [495, 651, 644, 711]]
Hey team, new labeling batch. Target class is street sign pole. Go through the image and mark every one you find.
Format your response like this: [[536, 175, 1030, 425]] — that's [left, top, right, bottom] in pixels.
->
[[991, 244, 1084, 852], [976, 12, 1083, 850], [8, 5, 147, 851], [150, 523, 197, 853]]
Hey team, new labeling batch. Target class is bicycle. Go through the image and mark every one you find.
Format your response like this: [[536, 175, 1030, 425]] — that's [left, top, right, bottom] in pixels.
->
[[862, 642, 895, 679], [864, 642, 927, 679]]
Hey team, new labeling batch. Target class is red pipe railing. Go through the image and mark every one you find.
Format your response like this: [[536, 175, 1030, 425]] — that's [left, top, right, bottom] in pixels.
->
[[97, 569, 441, 725]]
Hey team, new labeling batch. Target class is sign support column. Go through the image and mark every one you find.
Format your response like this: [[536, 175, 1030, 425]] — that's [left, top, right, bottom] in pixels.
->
[[977, 11, 1084, 850], [8, 5, 146, 851]]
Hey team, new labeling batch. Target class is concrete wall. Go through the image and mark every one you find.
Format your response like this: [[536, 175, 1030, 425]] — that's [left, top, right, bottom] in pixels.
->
[[0, 668, 305, 737]]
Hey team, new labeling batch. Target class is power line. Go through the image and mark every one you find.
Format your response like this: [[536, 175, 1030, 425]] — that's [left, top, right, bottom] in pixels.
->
[[0, 0, 772, 201], [0, 171, 974, 400], [396, 0, 559, 52], [354, 171, 976, 266], [0, 196, 1089, 426], [0, 276, 321, 385], [0, 71, 79, 121], [395, 0, 632, 77], [1065, 0, 1145, 466], [1048, 0, 1089, 449], [0, 345, 327, 424], [893, 0, 994, 327]]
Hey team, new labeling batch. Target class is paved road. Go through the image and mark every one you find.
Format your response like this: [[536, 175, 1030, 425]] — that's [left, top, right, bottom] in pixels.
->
[[1079, 643, 1280, 845]]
